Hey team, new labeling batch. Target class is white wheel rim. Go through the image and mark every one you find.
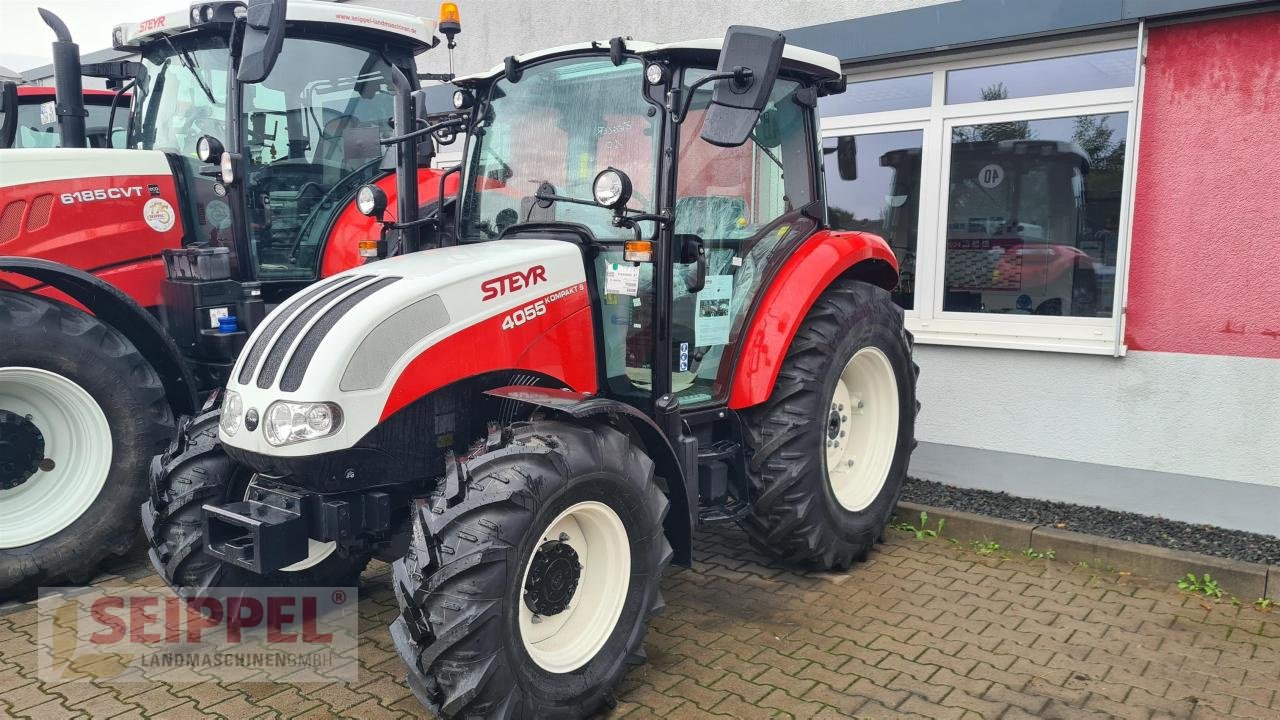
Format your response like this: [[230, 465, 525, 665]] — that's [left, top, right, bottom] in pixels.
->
[[242, 477, 336, 572], [518, 500, 630, 674], [824, 347, 899, 513], [0, 367, 113, 548]]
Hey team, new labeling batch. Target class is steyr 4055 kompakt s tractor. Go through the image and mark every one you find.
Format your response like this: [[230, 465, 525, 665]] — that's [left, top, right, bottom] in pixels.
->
[[0, 0, 464, 596], [146, 27, 918, 718]]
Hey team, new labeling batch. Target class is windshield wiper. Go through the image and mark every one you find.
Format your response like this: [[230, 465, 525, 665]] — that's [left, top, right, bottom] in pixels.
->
[[750, 133, 783, 170], [164, 37, 217, 105]]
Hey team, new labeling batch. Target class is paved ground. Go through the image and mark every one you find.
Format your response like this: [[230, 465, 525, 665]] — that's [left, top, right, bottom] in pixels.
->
[[2, 524, 1278, 719]]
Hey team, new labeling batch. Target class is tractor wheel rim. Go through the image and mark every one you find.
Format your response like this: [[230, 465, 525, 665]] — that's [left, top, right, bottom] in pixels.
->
[[824, 347, 899, 513], [0, 367, 113, 548], [242, 477, 337, 572], [518, 500, 630, 673]]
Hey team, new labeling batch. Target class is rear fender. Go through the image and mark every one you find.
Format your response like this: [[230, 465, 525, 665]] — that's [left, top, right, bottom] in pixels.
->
[[485, 385, 693, 567], [0, 256, 198, 415], [728, 229, 899, 410]]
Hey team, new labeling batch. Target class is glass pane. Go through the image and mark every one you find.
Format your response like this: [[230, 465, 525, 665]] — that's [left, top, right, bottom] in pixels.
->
[[942, 112, 1128, 318], [242, 38, 401, 280], [672, 73, 813, 405], [945, 49, 1136, 104], [824, 130, 923, 309], [821, 73, 931, 116]]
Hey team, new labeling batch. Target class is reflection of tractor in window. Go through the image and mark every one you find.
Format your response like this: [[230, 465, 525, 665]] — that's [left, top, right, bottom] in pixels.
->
[[883, 140, 1101, 316]]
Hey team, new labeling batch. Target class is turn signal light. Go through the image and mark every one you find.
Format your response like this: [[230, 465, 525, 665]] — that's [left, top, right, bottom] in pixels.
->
[[358, 239, 379, 258], [623, 240, 653, 263]]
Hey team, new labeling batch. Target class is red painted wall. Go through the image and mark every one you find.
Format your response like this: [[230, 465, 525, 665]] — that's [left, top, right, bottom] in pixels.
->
[[1125, 12, 1280, 358]]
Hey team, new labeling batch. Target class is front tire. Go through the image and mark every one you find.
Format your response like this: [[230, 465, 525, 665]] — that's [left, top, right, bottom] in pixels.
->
[[0, 292, 173, 598], [741, 279, 917, 570], [391, 420, 670, 719], [142, 410, 369, 595]]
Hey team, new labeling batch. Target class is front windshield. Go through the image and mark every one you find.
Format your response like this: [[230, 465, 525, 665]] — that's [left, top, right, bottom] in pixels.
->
[[459, 57, 659, 241]]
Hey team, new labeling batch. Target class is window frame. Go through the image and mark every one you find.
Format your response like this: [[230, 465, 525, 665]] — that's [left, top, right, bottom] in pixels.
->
[[822, 34, 1144, 355]]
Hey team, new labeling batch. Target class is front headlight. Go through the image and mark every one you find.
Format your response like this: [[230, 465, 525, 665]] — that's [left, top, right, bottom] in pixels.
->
[[263, 401, 343, 446], [219, 390, 243, 436]]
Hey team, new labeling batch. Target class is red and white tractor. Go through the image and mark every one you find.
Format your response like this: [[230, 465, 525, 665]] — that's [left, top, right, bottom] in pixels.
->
[[0, 0, 463, 597], [145, 27, 919, 718]]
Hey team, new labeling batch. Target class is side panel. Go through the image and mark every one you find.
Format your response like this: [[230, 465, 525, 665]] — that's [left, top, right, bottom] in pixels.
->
[[0, 149, 183, 310], [382, 285, 597, 420], [727, 229, 898, 409], [320, 168, 459, 277]]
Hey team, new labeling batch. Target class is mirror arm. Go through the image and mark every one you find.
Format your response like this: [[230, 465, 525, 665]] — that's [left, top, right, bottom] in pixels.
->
[[380, 116, 466, 146], [672, 70, 737, 122]]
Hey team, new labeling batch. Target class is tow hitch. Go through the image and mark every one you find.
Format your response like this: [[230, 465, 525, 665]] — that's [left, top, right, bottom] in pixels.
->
[[202, 483, 394, 574]]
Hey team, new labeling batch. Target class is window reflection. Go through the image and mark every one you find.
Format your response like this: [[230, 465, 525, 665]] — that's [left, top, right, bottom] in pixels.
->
[[943, 112, 1127, 317], [946, 49, 1136, 104], [821, 73, 932, 116], [825, 130, 923, 309]]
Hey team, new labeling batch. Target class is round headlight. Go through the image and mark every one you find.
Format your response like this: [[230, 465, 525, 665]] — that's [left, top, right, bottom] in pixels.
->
[[220, 152, 235, 184], [452, 89, 473, 110], [265, 402, 294, 446], [592, 167, 632, 209], [196, 135, 224, 164], [645, 63, 666, 85], [306, 404, 334, 434], [355, 184, 387, 217]]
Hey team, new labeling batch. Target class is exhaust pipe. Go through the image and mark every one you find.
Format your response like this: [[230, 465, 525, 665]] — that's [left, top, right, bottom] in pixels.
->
[[38, 8, 88, 148]]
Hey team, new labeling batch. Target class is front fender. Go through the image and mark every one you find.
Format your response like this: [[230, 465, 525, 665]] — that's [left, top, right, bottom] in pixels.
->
[[728, 229, 898, 410], [0, 256, 198, 415], [484, 385, 693, 567]]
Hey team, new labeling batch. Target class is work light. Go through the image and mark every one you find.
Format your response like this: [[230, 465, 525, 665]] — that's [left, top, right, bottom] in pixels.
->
[[356, 184, 388, 218], [196, 135, 224, 164], [592, 168, 632, 209]]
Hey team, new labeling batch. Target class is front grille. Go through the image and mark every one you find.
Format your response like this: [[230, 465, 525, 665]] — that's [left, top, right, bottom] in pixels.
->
[[237, 274, 366, 385], [278, 276, 400, 392]]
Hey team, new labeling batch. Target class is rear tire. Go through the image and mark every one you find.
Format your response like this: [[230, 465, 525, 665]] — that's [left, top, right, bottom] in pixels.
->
[[741, 279, 917, 570], [142, 410, 369, 596], [0, 291, 173, 599], [391, 419, 670, 719]]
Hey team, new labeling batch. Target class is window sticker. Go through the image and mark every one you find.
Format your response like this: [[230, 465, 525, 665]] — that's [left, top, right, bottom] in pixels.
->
[[977, 163, 1004, 189], [695, 275, 733, 346], [603, 263, 641, 296]]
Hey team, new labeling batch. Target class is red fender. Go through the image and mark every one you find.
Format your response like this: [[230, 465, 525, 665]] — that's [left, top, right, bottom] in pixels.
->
[[727, 229, 899, 410]]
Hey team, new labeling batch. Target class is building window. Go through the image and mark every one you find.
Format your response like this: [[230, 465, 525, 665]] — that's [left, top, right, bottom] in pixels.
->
[[823, 37, 1140, 354]]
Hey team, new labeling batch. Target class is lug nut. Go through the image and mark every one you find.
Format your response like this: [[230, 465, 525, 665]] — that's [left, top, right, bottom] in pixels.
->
[[558, 532, 569, 542]]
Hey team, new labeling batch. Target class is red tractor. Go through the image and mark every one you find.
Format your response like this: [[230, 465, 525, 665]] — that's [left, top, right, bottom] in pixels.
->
[[0, 0, 464, 596], [145, 27, 918, 717], [1, 85, 129, 149]]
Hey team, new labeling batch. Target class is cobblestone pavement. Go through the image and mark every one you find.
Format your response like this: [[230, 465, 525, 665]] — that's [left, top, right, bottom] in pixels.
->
[[2, 525, 1278, 719]]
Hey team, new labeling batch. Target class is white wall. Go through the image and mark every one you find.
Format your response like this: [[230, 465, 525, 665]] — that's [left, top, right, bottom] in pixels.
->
[[915, 346, 1280, 489], [352, 0, 954, 79]]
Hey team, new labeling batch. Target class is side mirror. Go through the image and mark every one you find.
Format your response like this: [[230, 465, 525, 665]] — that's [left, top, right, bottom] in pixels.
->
[[0, 81, 16, 149], [823, 136, 857, 181], [699, 25, 784, 148], [237, 0, 287, 83]]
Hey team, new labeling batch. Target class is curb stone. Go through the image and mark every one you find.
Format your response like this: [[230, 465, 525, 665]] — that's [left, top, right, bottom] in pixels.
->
[[896, 501, 1275, 601]]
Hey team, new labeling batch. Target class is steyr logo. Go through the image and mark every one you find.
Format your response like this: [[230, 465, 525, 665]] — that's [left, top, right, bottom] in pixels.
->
[[481, 265, 547, 301]]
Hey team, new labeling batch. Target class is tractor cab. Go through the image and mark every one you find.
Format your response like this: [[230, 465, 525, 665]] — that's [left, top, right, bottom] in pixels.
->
[[448, 36, 844, 410], [112, 0, 441, 289]]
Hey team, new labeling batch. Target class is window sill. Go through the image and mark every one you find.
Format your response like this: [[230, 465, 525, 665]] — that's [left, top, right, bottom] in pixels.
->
[[906, 316, 1123, 355]]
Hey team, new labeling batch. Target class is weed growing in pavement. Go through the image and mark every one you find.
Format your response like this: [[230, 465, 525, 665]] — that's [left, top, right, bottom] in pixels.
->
[[970, 539, 1000, 556], [1021, 547, 1056, 561], [1255, 598, 1275, 611], [889, 511, 945, 540], [1177, 573, 1224, 599]]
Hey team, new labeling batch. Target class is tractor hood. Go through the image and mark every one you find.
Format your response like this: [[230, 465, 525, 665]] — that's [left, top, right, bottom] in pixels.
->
[[220, 238, 595, 457]]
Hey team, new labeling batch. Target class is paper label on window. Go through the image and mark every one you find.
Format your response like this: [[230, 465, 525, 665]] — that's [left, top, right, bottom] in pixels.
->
[[730, 256, 743, 267], [695, 275, 733, 347], [39, 101, 56, 126], [679, 342, 690, 372], [603, 263, 640, 296], [208, 306, 229, 328]]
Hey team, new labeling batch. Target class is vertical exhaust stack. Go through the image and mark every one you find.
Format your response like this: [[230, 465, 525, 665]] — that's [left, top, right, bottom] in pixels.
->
[[38, 8, 88, 148]]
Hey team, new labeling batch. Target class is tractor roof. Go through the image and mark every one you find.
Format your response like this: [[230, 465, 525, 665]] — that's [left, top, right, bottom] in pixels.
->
[[115, 1, 436, 54], [453, 37, 842, 85]]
